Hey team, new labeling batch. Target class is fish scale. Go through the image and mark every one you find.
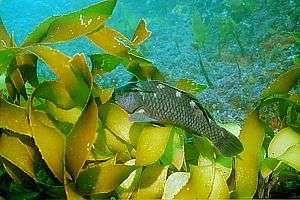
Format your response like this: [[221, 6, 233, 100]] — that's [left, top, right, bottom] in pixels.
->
[[141, 83, 210, 134], [114, 80, 244, 157]]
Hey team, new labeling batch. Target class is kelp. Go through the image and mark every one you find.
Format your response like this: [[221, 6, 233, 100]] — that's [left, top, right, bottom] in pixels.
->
[[0, 0, 300, 199], [21, 0, 117, 46], [232, 63, 300, 198], [88, 19, 164, 81]]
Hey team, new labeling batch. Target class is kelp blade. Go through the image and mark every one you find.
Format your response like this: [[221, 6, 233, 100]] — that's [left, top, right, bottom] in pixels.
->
[[99, 103, 132, 142], [22, 0, 117, 45], [76, 163, 136, 194], [268, 127, 300, 158], [0, 134, 36, 180], [135, 126, 171, 166], [0, 97, 31, 136], [66, 97, 98, 180], [231, 110, 265, 198], [136, 165, 168, 199], [29, 109, 65, 182]]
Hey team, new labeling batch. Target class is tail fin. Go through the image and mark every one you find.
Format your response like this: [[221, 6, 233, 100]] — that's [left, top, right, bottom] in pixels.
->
[[212, 127, 244, 157]]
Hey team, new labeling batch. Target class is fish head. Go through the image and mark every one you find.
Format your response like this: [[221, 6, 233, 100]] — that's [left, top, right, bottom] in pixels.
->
[[114, 83, 143, 113]]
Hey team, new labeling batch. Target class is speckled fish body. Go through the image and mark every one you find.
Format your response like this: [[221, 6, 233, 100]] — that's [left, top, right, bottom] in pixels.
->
[[114, 80, 243, 157]]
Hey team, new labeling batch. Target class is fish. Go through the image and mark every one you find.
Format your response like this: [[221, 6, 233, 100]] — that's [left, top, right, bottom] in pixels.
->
[[113, 80, 244, 157]]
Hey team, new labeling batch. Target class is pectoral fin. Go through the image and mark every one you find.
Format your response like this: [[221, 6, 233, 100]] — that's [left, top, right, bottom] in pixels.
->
[[129, 109, 158, 123]]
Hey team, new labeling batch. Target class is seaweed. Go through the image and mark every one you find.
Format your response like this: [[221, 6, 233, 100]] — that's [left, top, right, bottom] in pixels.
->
[[191, 10, 214, 87], [0, 0, 299, 199]]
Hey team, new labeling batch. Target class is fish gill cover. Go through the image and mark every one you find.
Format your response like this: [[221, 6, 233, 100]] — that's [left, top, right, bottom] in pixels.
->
[[0, 0, 299, 199]]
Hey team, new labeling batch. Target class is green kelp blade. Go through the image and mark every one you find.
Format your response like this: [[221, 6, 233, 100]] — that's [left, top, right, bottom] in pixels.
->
[[28, 107, 66, 183], [131, 18, 151, 46], [30, 79, 81, 126], [135, 126, 171, 166], [38, 182, 66, 199], [277, 144, 300, 171], [0, 49, 15, 75], [102, 128, 131, 162], [25, 46, 90, 106], [0, 17, 14, 48], [70, 53, 93, 89], [0, 96, 31, 136], [92, 84, 114, 104], [22, 17, 57, 46], [65, 183, 85, 200], [16, 53, 39, 88], [5, 74, 19, 102], [128, 123, 148, 148], [89, 53, 128, 76], [46, 101, 81, 124], [99, 103, 133, 142], [0, 49, 38, 97], [66, 97, 98, 180], [208, 168, 230, 199], [215, 154, 232, 181], [191, 10, 211, 44], [88, 27, 130, 57], [33, 81, 75, 109], [117, 167, 143, 199], [267, 127, 300, 171], [260, 157, 281, 178], [261, 65, 300, 99], [175, 79, 207, 94], [22, 0, 117, 46], [2, 159, 35, 186], [7, 63, 27, 100], [87, 26, 164, 81], [135, 165, 168, 199], [126, 59, 165, 81], [162, 172, 190, 200], [30, 54, 91, 110], [160, 127, 185, 170], [268, 127, 300, 158], [91, 126, 113, 159], [231, 110, 265, 199], [76, 162, 136, 195], [24, 45, 69, 79], [0, 74, 4, 90], [175, 164, 215, 199], [7, 54, 39, 100], [0, 134, 36, 180], [194, 136, 215, 162], [289, 94, 300, 105]]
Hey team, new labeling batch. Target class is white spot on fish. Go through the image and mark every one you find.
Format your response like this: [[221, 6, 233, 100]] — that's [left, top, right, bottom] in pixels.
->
[[137, 109, 145, 114], [190, 100, 196, 108], [139, 92, 145, 100], [157, 84, 165, 89], [176, 91, 181, 97], [153, 93, 157, 98]]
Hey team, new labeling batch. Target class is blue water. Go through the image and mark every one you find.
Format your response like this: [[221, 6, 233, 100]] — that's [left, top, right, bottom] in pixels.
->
[[0, 0, 298, 122]]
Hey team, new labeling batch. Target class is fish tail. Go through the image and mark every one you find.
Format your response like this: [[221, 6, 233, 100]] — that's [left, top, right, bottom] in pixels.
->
[[210, 125, 244, 157]]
